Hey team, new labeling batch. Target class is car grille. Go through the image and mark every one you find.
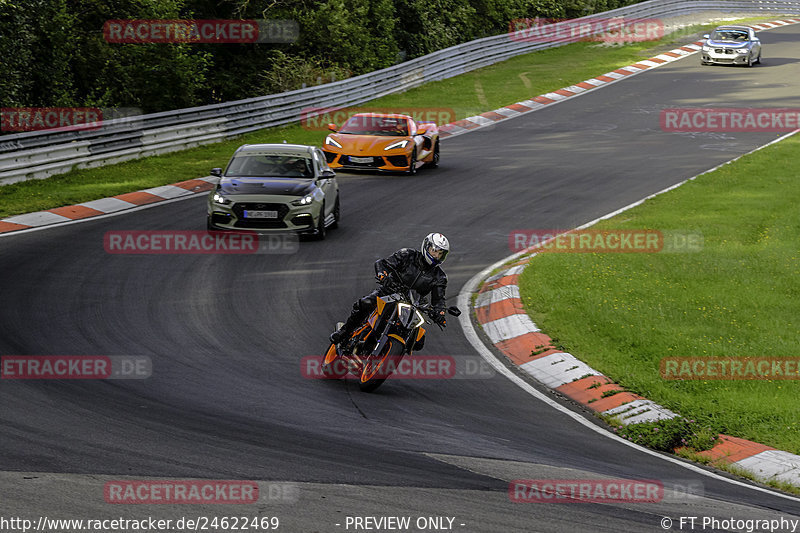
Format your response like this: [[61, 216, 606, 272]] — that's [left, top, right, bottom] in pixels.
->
[[211, 213, 232, 225], [344, 155, 384, 167], [386, 155, 410, 167], [322, 150, 337, 163], [714, 48, 736, 54], [232, 202, 290, 229]]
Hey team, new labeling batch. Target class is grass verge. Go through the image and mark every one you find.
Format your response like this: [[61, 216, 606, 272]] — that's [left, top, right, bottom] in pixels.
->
[[518, 132, 800, 455], [0, 17, 772, 218]]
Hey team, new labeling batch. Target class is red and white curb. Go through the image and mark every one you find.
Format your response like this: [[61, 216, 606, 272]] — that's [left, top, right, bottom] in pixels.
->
[[475, 259, 800, 487], [2, 19, 798, 236], [438, 18, 800, 139], [475, 258, 679, 425], [471, 184, 800, 490], [0, 178, 217, 234]]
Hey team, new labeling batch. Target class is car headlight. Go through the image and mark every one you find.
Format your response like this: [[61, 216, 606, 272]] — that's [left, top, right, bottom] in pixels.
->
[[212, 192, 231, 205], [325, 136, 342, 148], [384, 140, 409, 151], [292, 194, 314, 206], [736, 48, 749, 54]]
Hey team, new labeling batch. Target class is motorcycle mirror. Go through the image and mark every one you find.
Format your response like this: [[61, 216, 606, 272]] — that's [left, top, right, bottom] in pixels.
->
[[447, 306, 461, 317]]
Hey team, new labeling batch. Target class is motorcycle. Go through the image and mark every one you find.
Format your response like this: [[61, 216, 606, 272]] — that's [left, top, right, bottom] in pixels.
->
[[322, 272, 461, 392]]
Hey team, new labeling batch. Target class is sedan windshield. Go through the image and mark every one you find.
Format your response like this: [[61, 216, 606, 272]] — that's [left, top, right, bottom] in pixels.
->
[[225, 155, 312, 177], [710, 30, 749, 42], [339, 116, 409, 136]]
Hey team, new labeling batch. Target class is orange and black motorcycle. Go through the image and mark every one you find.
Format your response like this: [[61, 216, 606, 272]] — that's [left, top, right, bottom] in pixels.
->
[[322, 275, 460, 392]]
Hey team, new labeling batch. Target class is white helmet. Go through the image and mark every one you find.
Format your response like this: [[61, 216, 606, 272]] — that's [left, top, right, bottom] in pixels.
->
[[421, 232, 450, 266]]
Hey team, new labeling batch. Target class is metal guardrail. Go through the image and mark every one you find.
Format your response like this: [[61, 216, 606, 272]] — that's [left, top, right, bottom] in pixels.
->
[[2, 0, 799, 185]]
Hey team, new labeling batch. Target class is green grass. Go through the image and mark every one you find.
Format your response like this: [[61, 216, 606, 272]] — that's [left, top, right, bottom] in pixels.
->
[[519, 133, 800, 455], [0, 17, 770, 218]]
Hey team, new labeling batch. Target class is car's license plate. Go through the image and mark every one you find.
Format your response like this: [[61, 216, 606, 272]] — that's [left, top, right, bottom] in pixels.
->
[[350, 156, 373, 163], [244, 210, 278, 219]]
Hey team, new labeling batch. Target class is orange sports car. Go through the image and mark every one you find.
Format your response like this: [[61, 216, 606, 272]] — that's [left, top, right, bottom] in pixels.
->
[[322, 113, 439, 174]]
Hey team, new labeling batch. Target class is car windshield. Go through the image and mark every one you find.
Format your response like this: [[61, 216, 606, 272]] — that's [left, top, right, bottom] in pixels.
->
[[710, 30, 749, 42], [225, 155, 312, 177], [339, 116, 409, 136]]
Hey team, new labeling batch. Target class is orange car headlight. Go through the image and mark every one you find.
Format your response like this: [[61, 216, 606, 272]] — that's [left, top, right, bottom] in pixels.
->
[[384, 140, 409, 150]]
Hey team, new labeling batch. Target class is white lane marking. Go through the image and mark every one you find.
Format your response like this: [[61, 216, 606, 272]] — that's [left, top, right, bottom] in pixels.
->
[[519, 352, 600, 389], [736, 451, 800, 485], [474, 285, 521, 308], [482, 314, 540, 343], [80, 197, 137, 213], [4, 211, 71, 226], [542, 92, 569, 101], [492, 107, 522, 118], [464, 115, 496, 127], [141, 185, 191, 199]]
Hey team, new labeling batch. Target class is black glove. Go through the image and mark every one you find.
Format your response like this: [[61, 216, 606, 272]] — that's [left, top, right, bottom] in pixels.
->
[[376, 270, 390, 283], [433, 309, 447, 327]]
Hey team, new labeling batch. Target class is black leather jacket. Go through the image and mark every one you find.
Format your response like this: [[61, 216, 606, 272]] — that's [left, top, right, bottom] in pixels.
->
[[375, 248, 447, 310]]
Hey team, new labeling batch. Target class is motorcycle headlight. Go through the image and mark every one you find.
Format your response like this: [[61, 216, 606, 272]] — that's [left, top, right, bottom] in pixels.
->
[[397, 302, 425, 328], [212, 192, 231, 205], [325, 136, 342, 148], [292, 194, 314, 206], [384, 140, 409, 151]]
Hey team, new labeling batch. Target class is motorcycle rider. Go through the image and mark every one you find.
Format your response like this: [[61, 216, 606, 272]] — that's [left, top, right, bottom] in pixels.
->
[[330, 233, 451, 347]]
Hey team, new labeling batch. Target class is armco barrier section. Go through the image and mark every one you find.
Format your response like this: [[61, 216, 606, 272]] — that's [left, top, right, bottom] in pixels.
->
[[2, 0, 799, 185]]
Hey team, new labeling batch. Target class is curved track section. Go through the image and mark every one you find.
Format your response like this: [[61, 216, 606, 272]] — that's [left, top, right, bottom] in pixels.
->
[[3, 25, 800, 531]]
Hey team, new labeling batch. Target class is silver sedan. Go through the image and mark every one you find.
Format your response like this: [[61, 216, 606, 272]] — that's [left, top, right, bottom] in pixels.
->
[[701, 25, 761, 67]]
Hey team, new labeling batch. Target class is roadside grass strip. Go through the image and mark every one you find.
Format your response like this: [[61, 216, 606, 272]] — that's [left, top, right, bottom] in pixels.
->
[[1, 16, 793, 226], [484, 130, 800, 491]]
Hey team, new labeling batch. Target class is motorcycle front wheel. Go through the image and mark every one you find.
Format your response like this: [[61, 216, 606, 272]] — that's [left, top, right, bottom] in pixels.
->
[[321, 343, 348, 379], [359, 339, 406, 392]]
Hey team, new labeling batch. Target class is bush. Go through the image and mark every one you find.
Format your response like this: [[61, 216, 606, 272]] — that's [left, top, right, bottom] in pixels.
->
[[614, 417, 718, 452]]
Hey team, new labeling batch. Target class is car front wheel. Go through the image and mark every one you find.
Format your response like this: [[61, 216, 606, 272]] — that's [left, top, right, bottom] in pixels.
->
[[316, 203, 327, 240], [330, 197, 340, 229], [407, 148, 417, 175]]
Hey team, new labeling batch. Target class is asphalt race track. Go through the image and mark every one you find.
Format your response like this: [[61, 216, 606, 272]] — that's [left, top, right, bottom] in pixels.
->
[[2, 24, 800, 533]]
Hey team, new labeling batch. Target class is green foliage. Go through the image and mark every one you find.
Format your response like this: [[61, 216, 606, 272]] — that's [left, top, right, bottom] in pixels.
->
[[519, 130, 800, 454], [614, 418, 717, 452], [0, 0, 647, 113]]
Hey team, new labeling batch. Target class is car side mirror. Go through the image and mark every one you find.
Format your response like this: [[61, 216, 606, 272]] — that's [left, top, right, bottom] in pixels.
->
[[327, 123, 338, 132], [447, 306, 461, 317], [703, 34, 710, 39], [416, 126, 427, 135], [210, 168, 222, 177], [321, 169, 336, 178]]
